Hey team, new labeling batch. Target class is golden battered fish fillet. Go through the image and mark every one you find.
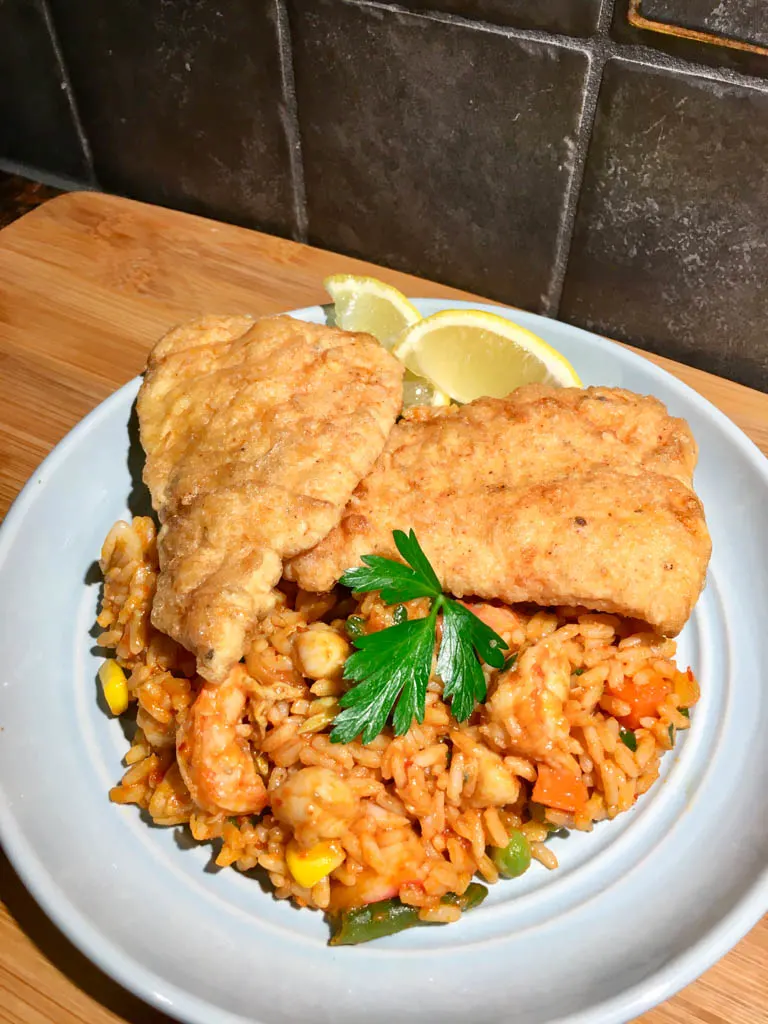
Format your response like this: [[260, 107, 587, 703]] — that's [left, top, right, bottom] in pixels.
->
[[137, 314, 403, 680], [288, 385, 711, 635]]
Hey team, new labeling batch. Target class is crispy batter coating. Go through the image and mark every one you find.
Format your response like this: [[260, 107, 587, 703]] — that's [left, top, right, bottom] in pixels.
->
[[137, 314, 403, 679], [288, 385, 711, 635]]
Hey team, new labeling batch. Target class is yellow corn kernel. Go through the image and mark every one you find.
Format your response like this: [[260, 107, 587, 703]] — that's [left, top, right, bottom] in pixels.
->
[[285, 840, 344, 889], [99, 659, 129, 715]]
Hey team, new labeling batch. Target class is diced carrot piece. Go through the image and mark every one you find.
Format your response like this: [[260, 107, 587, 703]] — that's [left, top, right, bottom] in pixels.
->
[[532, 764, 588, 814], [673, 667, 700, 709], [612, 675, 672, 729]]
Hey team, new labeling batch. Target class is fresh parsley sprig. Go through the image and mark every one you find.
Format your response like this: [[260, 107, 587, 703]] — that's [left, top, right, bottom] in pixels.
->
[[330, 529, 508, 744], [341, 529, 441, 603]]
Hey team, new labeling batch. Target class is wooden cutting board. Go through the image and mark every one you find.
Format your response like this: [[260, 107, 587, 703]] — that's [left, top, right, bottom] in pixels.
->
[[0, 191, 765, 1024]]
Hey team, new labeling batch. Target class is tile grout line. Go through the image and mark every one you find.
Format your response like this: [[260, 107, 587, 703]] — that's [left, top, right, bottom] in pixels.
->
[[540, 49, 606, 317], [596, 0, 619, 36], [345, 0, 768, 94], [541, 0, 615, 316], [540, 0, 615, 316], [605, 40, 768, 93], [275, 0, 309, 244], [345, 0, 594, 53], [38, 0, 98, 187]]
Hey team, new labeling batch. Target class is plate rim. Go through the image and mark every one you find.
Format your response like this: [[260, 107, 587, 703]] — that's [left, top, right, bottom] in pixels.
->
[[1, 300, 767, 1024]]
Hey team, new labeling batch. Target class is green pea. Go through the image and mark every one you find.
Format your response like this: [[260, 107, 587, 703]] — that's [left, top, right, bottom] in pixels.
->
[[491, 830, 532, 878]]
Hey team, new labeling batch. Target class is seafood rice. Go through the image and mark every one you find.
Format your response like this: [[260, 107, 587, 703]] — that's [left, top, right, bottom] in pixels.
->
[[98, 515, 699, 938]]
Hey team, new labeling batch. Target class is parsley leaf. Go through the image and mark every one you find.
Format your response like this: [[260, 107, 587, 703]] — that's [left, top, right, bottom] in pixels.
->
[[392, 529, 442, 593], [331, 530, 508, 743], [340, 530, 442, 604], [331, 614, 436, 744], [458, 601, 508, 670], [437, 600, 507, 718], [437, 601, 487, 721]]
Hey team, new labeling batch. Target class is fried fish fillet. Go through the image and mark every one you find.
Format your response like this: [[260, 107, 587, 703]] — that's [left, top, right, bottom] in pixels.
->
[[288, 385, 711, 635], [137, 314, 403, 680]]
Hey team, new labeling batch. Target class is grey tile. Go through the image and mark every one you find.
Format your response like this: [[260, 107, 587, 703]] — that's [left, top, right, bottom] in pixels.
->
[[47, 0, 296, 236], [0, 0, 90, 180], [643, 0, 768, 48], [560, 60, 768, 392], [381, 0, 601, 37], [612, 1, 768, 78], [289, 0, 590, 312]]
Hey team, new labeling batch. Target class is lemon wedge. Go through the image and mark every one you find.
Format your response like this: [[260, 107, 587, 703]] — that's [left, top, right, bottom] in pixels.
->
[[324, 274, 421, 351], [402, 370, 451, 408], [392, 309, 581, 403], [324, 274, 451, 408]]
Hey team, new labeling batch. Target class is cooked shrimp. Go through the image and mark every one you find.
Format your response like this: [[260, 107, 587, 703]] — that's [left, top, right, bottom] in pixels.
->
[[271, 766, 359, 848], [471, 745, 521, 808], [148, 762, 194, 825], [451, 730, 520, 807], [245, 640, 302, 687], [176, 665, 267, 815], [488, 638, 572, 766], [459, 601, 524, 643], [136, 706, 176, 749]]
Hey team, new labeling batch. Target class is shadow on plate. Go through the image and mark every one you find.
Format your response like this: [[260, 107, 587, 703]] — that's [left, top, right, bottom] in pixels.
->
[[0, 848, 179, 1024], [84, 534, 137, 739], [170, 823, 230, 877], [127, 398, 154, 521], [7, 515, 175, 1014]]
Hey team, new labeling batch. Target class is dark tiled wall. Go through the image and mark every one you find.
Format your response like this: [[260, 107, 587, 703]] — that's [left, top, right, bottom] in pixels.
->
[[639, 0, 768, 50], [291, 0, 589, 310], [559, 60, 768, 386], [1, 0, 768, 391], [46, 0, 298, 236], [0, 0, 90, 180]]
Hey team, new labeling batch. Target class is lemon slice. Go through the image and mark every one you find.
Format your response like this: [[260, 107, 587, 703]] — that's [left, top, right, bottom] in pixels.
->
[[324, 274, 421, 351], [392, 309, 581, 403], [324, 274, 451, 407], [403, 369, 451, 408]]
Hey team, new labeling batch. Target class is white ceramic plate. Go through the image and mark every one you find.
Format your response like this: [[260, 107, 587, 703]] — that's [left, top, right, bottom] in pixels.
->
[[1, 300, 766, 1024]]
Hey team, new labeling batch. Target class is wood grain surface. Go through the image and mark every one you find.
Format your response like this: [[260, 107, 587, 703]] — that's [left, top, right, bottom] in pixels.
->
[[0, 191, 765, 1024]]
